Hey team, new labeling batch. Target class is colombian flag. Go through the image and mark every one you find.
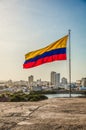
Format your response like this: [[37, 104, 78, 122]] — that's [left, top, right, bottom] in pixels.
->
[[23, 35, 68, 69]]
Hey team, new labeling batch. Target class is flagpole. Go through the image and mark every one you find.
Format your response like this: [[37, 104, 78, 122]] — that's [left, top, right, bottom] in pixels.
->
[[68, 29, 71, 98]]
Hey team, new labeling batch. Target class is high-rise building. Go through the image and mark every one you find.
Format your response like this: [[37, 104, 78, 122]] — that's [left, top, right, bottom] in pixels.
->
[[28, 75, 34, 86], [56, 73, 60, 87], [51, 71, 60, 88], [51, 71, 56, 86]]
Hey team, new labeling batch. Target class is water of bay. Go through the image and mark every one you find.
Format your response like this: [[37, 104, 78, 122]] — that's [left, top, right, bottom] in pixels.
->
[[45, 93, 84, 98]]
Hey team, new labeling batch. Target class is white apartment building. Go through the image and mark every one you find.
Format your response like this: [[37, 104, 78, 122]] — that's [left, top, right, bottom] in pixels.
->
[[28, 75, 34, 87], [55, 73, 60, 87], [51, 71, 56, 87], [50, 71, 60, 88]]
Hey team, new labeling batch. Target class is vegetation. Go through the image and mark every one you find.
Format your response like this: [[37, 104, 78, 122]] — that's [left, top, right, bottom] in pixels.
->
[[30, 90, 57, 95], [0, 91, 48, 102]]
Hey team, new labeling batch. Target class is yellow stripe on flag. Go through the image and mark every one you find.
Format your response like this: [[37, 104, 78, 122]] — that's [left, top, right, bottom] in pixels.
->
[[25, 35, 68, 60]]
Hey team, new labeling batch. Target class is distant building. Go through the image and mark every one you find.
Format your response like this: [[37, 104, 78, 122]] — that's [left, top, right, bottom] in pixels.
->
[[79, 87, 86, 90], [60, 77, 68, 89], [37, 79, 41, 86], [30, 86, 42, 91], [76, 80, 81, 88], [61, 77, 67, 85], [41, 81, 50, 87], [6, 80, 13, 87], [0, 82, 6, 89], [51, 71, 56, 87], [55, 73, 60, 87], [81, 78, 86, 87], [13, 80, 28, 87], [28, 75, 34, 87], [50, 71, 60, 88]]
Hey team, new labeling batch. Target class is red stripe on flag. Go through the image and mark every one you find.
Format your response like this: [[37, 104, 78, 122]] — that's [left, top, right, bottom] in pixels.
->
[[23, 54, 66, 69]]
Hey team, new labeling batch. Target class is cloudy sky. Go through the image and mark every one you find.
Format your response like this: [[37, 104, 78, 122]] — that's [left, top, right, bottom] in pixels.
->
[[0, 0, 86, 82]]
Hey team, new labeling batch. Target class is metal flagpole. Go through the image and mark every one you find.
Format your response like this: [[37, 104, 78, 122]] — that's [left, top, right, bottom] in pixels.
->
[[68, 29, 71, 98]]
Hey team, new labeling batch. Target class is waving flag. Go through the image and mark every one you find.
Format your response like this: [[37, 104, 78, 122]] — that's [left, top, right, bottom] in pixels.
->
[[23, 35, 68, 69]]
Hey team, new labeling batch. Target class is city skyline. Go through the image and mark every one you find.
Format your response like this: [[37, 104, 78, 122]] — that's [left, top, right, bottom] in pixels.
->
[[0, 0, 86, 82], [0, 71, 85, 84]]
